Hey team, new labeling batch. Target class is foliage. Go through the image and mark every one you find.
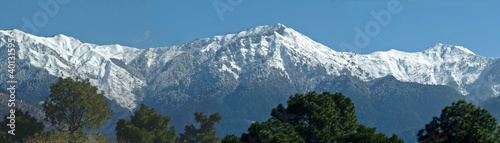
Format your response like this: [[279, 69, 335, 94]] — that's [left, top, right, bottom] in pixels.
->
[[417, 100, 500, 143], [42, 77, 113, 135], [25, 129, 109, 143], [241, 119, 304, 143], [221, 134, 240, 143], [281, 91, 358, 142], [241, 91, 402, 143], [0, 108, 44, 142], [179, 112, 222, 143], [115, 104, 176, 143], [340, 125, 403, 143]]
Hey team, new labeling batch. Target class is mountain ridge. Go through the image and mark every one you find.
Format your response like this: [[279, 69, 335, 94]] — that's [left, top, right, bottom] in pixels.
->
[[1, 24, 498, 110], [2, 24, 500, 142]]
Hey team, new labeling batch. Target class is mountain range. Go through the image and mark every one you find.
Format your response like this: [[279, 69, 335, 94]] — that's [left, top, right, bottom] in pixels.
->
[[1, 24, 499, 142]]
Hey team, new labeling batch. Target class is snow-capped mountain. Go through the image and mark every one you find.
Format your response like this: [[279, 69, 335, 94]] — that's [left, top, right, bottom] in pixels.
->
[[0, 29, 146, 110], [0, 24, 498, 111]]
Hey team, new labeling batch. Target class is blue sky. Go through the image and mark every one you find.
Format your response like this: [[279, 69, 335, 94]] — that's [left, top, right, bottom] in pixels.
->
[[1, 0, 499, 57]]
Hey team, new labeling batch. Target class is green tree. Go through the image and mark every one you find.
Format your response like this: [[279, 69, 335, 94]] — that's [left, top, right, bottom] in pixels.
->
[[115, 104, 176, 143], [340, 125, 403, 143], [241, 119, 304, 143], [26, 129, 109, 143], [221, 134, 240, 143], [42, 77, 113, 134], [417, 100, 500, 143], [0, 108, 44, 142], [179, 112, 222, 143], [242, 91, 402, 143]]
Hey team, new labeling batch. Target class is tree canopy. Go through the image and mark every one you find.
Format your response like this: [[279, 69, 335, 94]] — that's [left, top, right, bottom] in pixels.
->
[[116, 104, 176, 143], [241, 91, 402, 143], [417, 100, 500, 143], [42, 77, 113, 134], [0, 108, 44, 142], [241, 119, 304, 143], [179, 112, 222, 143], [221, 134, 240, 143]]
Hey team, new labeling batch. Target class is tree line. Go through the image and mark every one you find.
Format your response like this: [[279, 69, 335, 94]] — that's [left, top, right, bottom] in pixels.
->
[[0, 77, 499, 142]]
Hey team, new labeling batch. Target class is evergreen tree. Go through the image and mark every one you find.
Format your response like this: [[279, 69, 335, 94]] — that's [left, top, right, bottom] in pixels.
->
[[242, 91, 403, 143], [241, 119, 304, 143], [42, 77, 113, 135], [340, 125, 403, 143], [417, 100, 500, 143], [179, 112, 222, 143], [0, 108, 44, 142], [26, 129, 109, 143], [115, 104, 176, 143], [221, 134, 240, 143]]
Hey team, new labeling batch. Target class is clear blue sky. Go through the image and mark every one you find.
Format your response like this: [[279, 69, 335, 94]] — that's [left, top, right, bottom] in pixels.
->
[[2, 0, 499, 57]]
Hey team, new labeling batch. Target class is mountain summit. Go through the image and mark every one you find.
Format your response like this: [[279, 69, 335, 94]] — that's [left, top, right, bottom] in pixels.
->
[[424, 43, 476, 56]]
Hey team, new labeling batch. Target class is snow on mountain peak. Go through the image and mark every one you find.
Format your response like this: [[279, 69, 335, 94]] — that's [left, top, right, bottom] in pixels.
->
[[232, 23, 289, 38], [254, 23, 287, 31], [2, 24, 499, 110], [1, 29, 146, 110], [204, 25, 496, 98], [424, 43, 476, 56]]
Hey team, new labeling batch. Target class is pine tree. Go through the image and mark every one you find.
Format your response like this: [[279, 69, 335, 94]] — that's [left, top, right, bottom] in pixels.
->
[[241, 119, 304, 143], [179, 112, 222, 143], [417, 100, 500, 143], [221, 134, 240, 143], [274, 91, 358, 142], [242, 91, 403, 143], [115, 104, 176, 143]]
